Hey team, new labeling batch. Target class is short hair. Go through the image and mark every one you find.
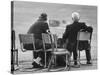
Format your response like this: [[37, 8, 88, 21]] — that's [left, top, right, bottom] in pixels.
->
[[72, 12, 80, 22]]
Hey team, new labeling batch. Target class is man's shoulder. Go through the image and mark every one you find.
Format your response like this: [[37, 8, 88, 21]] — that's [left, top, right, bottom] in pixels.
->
[[66, 23, 75, 29], [79, 22, 86, 25], [66, 22, 86, 29], [66, 24, 72, 28]]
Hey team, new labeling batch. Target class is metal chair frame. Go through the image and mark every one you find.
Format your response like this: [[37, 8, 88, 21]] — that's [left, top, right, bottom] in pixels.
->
[[42, 34, 70, 71], [76, 31, 92, 66], [19, 34, 43, 66], [42, 33, 53, 68]]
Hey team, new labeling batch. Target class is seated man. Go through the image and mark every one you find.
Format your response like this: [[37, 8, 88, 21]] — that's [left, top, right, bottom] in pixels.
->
[[63, 12, 93, 67], [24, 13, 51, 68]]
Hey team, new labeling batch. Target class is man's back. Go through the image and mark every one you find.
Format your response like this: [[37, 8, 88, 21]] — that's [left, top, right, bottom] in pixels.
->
[[28, 21, 49, 40], [63, 22, 87, 43]]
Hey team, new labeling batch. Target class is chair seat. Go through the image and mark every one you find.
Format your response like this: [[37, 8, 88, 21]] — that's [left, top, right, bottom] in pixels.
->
[[55, 48, 67, 52], [46, 48, 53, 51], [46, 48, 70, 55], [53, 48, 70, 55], [46, 48, 68, 52], [23, 49, 43, 52]]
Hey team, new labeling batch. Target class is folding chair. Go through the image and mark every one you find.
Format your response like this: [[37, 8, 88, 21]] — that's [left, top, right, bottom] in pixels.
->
[[43, 34, 70, 71], [42, 33, 53, 68], [19, 34, 42, 65], [76, 31, 92, 66]]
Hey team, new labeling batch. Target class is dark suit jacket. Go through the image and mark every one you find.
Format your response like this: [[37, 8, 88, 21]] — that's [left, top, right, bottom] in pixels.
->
[[63, 22, 88, 52], [63, 22, 89, 43]]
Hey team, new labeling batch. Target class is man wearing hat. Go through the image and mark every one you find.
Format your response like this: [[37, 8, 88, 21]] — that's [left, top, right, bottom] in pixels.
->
[[63, 12, 92, 67], [25, 13, 51, 68]]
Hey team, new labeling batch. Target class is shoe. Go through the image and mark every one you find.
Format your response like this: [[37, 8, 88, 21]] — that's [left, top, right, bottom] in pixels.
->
[[73, 64, 80, 68], [87, 61, 92, 64], [32, 62, 44, 68], [73, 62, 80, 68], [74, 62, 77, 65]]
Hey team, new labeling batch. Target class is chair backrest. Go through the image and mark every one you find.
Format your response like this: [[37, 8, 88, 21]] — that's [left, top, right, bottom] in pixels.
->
[[77, 31, 91, 41], [19, 34, 34, 44], [42, 33, 52, 44], [19, 34, 35, 51], [42, 33, 54, 51]]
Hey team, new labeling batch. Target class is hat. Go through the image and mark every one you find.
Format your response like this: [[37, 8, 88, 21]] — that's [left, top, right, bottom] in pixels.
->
[[39, 13, 47, 19]]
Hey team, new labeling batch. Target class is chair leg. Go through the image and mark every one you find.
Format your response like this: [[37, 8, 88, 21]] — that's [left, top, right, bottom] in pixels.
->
[[13, 51, 15, 65], [16, 49, 18, 66], [32, 51, 35, 64], [45, 52, 46, 68], [55, 55, 56, 66], [64, 54, 68, 70], [11, 50, 14, 73], [48, 55, 54, 71], [65, 54, 70, 71], [78, 50, 81, 67], [68, 54, 71, 70]]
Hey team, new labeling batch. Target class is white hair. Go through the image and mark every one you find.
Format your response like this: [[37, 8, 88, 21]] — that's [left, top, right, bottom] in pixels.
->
[[72, 12, 80, 22]]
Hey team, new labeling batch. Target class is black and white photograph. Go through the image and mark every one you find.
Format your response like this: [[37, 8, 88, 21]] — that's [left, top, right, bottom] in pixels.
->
[[11, 0, 97, 74]]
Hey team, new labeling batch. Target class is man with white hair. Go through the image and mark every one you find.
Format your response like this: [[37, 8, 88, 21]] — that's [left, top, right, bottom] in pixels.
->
[[72, 12, 80, 22], [63, 12, 92, 67]]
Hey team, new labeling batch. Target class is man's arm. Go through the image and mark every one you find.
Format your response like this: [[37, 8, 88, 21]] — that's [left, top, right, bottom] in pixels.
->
[[81, 22, 88, 30], [63, 25, 70, 40], [81, 23, 93, 33], [87, 26, 93, 33], [42, 22, 50, 33]]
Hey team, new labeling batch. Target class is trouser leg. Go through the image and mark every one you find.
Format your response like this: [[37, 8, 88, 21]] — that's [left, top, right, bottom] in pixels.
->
[[85, 49, 91, 62], [73, 50, 78, 64], [46, 52, 52, 66]]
